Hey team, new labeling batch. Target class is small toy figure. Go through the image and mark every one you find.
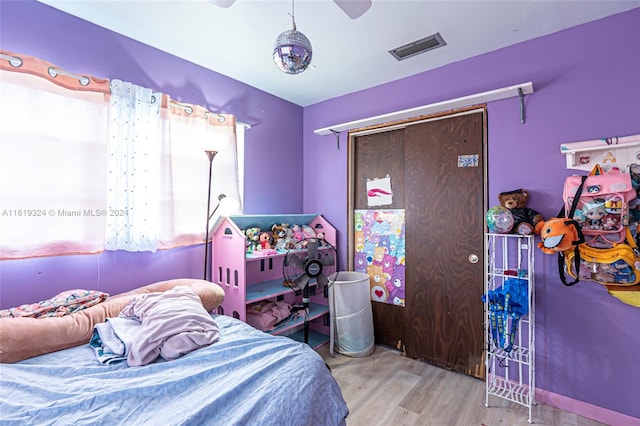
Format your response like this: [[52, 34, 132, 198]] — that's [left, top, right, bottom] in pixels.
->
[[582, 199, 606, 230], [572, 209, 586, 226], [601, 214, 620, 231], [604, 198, 622, 215], [316, 231, 328, 246]]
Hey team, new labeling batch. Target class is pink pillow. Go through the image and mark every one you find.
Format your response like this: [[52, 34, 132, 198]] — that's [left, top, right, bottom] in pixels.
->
[[245, 300, 292, 331]]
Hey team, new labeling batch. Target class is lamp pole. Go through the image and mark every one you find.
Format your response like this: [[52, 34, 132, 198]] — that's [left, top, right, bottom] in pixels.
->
[[204, 150, 218, 281]]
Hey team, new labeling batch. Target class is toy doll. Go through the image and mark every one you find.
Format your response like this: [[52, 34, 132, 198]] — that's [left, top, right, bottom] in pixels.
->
[[601, 214, 620, 231], [582, 200, 606, 230]]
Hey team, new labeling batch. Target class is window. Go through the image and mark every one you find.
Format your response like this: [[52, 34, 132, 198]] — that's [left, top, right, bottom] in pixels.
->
[[0, 54, 242, 259]]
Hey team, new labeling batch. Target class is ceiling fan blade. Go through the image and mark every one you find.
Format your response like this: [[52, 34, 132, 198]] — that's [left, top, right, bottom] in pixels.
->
[[208, 0, 236, 8], [334, 0, 372, 19], [294, 274, 310, 291]]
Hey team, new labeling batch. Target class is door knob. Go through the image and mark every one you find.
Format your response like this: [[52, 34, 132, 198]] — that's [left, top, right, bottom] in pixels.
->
[[468, 254, 479, 264]]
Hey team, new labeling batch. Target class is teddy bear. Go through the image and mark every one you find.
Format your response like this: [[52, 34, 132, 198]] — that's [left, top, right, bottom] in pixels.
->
[[498, 189, 543, 235]]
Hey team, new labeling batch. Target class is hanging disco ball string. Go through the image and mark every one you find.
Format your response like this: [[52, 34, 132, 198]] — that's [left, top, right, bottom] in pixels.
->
[[272, 0, 312, 75]]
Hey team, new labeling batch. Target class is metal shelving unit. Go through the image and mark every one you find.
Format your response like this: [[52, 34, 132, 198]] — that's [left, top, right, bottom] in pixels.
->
[[484, 233, 535, 423]]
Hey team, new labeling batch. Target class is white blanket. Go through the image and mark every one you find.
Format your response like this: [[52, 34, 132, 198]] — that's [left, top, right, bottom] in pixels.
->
[[90, 317, 141, 364]]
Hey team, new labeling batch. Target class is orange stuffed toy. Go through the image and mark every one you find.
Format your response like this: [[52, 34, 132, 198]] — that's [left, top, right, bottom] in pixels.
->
[[535, 217, 584, 255]]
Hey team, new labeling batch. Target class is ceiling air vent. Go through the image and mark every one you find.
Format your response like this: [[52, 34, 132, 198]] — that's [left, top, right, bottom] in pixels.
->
[[389, 33, 446, 61]]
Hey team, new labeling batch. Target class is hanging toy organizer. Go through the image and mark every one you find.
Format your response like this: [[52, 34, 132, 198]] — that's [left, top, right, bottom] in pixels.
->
[[484, 233, 535, 423]]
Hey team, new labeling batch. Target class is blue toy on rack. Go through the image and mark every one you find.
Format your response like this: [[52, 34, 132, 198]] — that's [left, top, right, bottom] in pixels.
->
[[482, 277, 529, 353]]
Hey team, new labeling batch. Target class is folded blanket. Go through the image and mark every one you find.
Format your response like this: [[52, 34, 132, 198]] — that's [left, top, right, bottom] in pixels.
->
[[119, 286, 220, 366], [0, 289, 109, 318], [89, 317, 142, 364]]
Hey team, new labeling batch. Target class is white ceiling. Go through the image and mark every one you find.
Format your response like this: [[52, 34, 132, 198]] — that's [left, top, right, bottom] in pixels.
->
[[37, 0, 640, 107]]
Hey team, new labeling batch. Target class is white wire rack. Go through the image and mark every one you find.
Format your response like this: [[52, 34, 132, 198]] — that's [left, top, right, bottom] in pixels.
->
[[484, 233, 535, 423]]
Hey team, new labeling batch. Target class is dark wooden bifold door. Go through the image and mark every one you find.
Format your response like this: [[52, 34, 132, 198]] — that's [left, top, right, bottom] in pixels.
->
[[351, 110, 486, 378]]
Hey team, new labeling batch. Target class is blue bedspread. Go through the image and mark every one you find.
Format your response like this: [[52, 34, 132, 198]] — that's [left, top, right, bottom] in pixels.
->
[[0, 314, 348, 425]]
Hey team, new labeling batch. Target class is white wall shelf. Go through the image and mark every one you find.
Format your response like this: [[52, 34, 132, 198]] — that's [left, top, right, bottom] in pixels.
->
[[560, 133, 640, 172]]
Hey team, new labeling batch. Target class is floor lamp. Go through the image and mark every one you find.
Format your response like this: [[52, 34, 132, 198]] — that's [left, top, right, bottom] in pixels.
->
[[204, 150, 220, 281]]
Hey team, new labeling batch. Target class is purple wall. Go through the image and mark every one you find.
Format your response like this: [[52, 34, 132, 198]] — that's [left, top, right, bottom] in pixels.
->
[[304, 8, 640, 420], [1, 0, 639, 420], [0, 1, 303, 305]]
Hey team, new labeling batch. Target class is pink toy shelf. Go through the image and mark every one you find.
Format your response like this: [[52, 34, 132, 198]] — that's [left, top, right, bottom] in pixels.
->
[[211, 214, 337, 348]]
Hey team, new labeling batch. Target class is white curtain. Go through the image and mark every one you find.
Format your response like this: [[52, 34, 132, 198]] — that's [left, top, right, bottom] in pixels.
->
[[161, 104, 242, 247], [0, 53, 243, 259], [0, 70, 109, 259], [105, 83, 242, 251], [105, 80, 162, 252]]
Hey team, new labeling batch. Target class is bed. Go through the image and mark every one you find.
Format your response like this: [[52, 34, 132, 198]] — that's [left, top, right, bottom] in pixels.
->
[[0, 279, 349, 425]]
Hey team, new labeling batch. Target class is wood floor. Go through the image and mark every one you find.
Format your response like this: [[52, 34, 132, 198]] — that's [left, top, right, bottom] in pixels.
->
[[317, 344, 605, 426]]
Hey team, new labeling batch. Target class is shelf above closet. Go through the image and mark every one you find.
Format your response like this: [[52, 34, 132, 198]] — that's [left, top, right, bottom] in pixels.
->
[[314, 81, 533, 136]]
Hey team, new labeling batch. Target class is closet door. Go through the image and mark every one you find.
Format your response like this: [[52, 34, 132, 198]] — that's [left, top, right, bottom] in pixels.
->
[[353, 128, 407, 347], [352, 110, 486, 378]]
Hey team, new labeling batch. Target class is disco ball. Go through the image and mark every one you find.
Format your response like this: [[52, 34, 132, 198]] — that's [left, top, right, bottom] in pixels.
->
[[273, 28, 313, 75], [486, 205, 514, 234]]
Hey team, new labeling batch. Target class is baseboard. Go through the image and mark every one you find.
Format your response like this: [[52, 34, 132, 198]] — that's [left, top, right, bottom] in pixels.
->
[[535, 388, 640, 425]]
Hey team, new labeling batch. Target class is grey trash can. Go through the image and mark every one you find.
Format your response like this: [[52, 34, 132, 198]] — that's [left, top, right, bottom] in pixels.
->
[[328, 271, 375, 357]]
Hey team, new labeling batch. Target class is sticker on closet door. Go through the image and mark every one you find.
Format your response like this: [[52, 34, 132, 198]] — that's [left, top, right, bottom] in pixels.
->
[[366, 176, 393, 206], [458, 154, 478, 167]]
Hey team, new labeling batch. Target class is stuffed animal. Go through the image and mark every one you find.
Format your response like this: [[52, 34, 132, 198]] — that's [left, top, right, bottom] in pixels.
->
[[244, 227, 261, 253], [258, 231, 273, 250], [284, 225, 296, 249], [271, 223, 289, 251], [498, 189, 543, 235], [316, 231, 328, 246], [301, 225, 316, 239], [290, 224, 304, 243], [534, 218, 584, 255]]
